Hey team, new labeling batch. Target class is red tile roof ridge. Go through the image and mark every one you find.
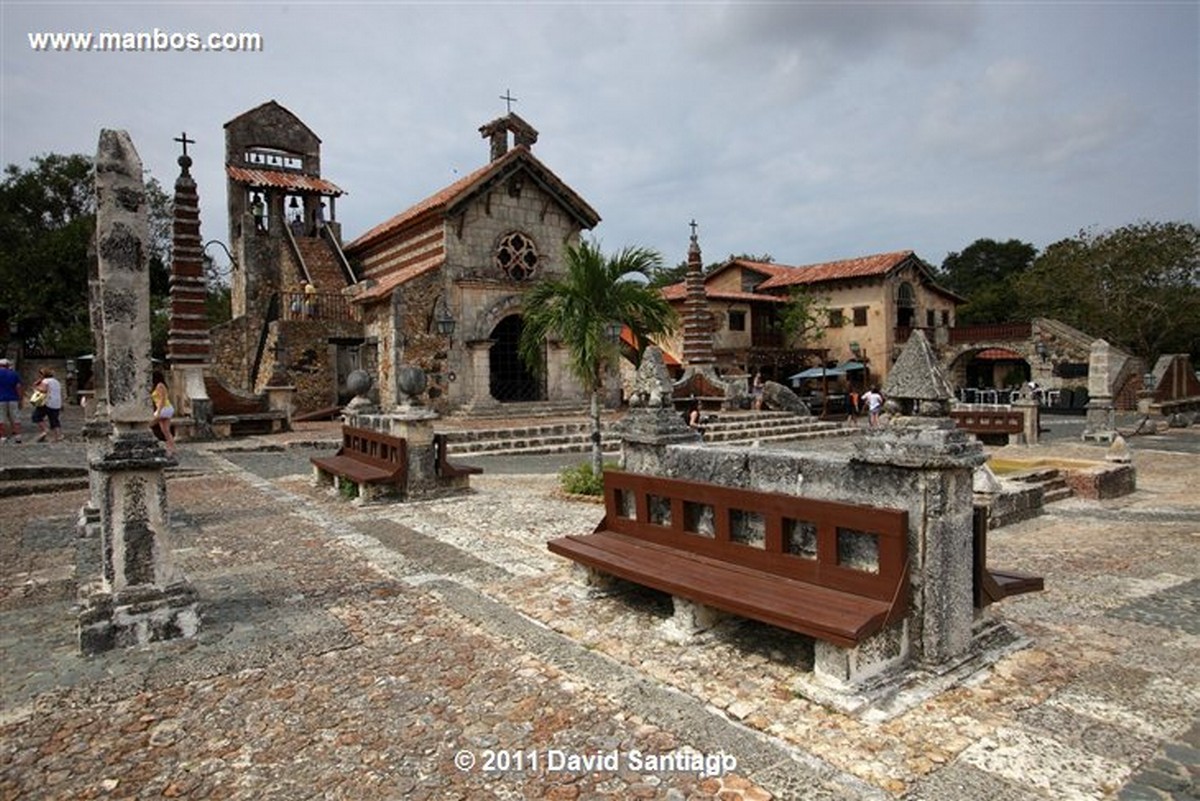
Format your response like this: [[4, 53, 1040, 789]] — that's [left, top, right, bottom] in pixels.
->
[[755, 250, 916, 289], [345, 145, 600, 254]]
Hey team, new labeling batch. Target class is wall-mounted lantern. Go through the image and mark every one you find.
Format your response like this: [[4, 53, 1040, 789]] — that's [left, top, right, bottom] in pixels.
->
[[434, 296, 456, 337]]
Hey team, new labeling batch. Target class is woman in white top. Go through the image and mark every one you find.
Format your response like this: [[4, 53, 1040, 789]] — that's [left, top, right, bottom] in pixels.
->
[[32, 367, 63, 442]]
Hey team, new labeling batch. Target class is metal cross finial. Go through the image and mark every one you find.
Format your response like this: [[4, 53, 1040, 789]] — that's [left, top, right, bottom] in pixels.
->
[[689, 219, 698, 238], [500, 89, 518, 114], [174, 131, 195, 157]]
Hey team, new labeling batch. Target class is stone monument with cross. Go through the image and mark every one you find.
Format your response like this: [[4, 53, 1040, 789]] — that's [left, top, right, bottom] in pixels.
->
[[671, 221, 743, 409], [166, 131, 215, 439], [77, 129, 200, 654]]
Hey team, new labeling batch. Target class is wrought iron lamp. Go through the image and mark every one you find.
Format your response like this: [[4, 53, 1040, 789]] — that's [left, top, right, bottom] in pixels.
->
[[434, 296, 456, 337]]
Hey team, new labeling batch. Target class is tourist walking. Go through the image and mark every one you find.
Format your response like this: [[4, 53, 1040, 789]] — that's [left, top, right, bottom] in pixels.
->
[[0, 358, 23, 443], [751, 372, 764, 411], [31, 367, 63, 442], [151, 371, 177, 457], [862, 386, 884, 428]]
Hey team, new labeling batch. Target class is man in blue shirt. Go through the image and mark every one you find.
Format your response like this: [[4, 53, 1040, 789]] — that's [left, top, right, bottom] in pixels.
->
[[0, 358, 23, 443]]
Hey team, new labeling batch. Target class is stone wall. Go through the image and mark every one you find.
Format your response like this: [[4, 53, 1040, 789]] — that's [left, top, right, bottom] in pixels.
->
[[209, 316, 254, 390]]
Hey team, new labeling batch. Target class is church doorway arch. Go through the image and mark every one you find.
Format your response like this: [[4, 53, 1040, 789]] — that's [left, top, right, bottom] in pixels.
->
[[489, 315, 543, 402]]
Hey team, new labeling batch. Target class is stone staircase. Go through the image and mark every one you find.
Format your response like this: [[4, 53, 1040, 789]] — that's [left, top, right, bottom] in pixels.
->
[[0, 465, 89, 498], [438, 410, 857, 458], [1007, 467, 1074, 504], [294, 236, 350, 291]]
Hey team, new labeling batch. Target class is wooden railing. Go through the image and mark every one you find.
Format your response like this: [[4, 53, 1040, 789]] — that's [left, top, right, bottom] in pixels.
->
[[948, 322, 1032, 344], [280, 291, 355, 322]]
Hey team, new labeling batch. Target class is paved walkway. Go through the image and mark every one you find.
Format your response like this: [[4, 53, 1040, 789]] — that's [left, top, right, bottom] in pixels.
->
[[1, 415, 1197, 800]]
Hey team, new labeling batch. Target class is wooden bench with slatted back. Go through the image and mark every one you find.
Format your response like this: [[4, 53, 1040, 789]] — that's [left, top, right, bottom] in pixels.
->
[[311, 426, 407, 495], [432, 433, 483, 479], [973, 506, 1044, 607], [548, 470, 910, 648]]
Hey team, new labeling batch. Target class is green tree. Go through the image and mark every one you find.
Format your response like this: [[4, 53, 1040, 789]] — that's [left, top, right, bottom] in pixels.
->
[[519, 239, 678, 475], [1015, 222, 1200, 361], [1, 152, 172, 356], [778, 285, 828, 346], [938, 238, 1037, 324]]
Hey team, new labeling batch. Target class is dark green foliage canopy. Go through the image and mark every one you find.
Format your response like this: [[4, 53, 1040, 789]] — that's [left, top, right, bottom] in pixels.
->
[[937, 238, 1036, 324], [1, 153, 172, 357], [1016, 222, 1200, 362]]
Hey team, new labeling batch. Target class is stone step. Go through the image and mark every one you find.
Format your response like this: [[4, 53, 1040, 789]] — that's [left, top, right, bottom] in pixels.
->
[[0, 476, 90, 498], [441, 416, 855, 457], [1042, 486, 1074, 504], [447, 401, 591, 419], [295, 237, 350, 290]]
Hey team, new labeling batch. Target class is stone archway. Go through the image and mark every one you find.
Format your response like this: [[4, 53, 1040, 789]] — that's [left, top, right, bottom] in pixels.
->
[[488, 315, 543, 402]]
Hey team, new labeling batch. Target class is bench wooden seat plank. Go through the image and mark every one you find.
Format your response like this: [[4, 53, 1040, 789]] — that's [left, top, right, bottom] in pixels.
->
[[310, 426, 407, 496], [309, 454, 395, 484], [550, 531, 891, 647]]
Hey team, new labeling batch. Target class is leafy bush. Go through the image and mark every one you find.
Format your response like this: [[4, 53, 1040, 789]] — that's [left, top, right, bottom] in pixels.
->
[[338, 479, 359, 500], [558, 461, 615, 496]]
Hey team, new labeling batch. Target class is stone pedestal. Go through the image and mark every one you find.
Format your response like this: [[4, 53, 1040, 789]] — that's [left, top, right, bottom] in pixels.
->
[[660, 597, 730, 643], [1082, 339, 1118, 442], [855, 418, 984, 669], [618, 347, 701, 474], [387, 406, 440, 498], [1011, 395, 1040, 445], [77, 431, 199, 654], [264, 383, 296, 429], [1082, 396, 1116, 442], [814, 621, 910, 688], [173, 364, 213, 440]]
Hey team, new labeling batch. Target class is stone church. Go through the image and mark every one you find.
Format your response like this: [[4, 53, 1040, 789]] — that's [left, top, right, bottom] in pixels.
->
[[213, 100, 600, 415], [342, 112, 601, 412]]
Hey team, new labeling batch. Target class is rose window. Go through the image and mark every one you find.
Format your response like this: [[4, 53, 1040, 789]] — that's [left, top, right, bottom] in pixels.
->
[[495, 231, 539, 281]]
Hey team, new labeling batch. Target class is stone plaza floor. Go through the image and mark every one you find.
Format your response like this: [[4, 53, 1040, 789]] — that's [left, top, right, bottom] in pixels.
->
[[1, 417, 1197, 800]]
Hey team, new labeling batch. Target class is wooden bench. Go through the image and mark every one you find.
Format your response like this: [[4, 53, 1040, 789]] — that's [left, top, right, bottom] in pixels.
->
[[311, 426, 407, 501], [972, 506, 1044, 608], [433, 433, 483, 479], [950, 409, 1024, 435], [548, 470, 909, 648]]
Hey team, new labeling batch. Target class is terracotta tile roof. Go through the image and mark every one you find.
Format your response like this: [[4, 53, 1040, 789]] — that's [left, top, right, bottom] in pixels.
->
[[619, 326, 680, 365], [347, 257, 443, 304], [754, 250, 915, 290], [974, 347, 1023, 360], [660, 283, 785, 304], [226, 166, 344, 196], [345, 146, 601, 254]]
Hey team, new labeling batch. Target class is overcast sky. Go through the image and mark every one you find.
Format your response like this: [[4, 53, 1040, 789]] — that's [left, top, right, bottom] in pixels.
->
[[3, 1, 1197, 272]]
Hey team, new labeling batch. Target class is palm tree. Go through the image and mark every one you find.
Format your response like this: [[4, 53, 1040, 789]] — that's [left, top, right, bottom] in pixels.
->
[[519, 239, 678, 476]]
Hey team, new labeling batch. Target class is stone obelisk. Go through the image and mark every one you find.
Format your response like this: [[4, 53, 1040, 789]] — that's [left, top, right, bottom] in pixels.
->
[[77, 129, 200, 654]]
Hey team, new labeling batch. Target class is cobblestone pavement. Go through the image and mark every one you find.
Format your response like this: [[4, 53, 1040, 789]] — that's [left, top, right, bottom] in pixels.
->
[[1, 421, 1197, 800]]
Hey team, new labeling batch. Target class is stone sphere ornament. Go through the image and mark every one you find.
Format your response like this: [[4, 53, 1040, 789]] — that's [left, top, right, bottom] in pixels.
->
[[396, 365, 428, 405], [346, 368, 373, 399]]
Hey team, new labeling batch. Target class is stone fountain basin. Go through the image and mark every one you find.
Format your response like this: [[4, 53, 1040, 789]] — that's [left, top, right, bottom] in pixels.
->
[[987, 456, 1135, 500]]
